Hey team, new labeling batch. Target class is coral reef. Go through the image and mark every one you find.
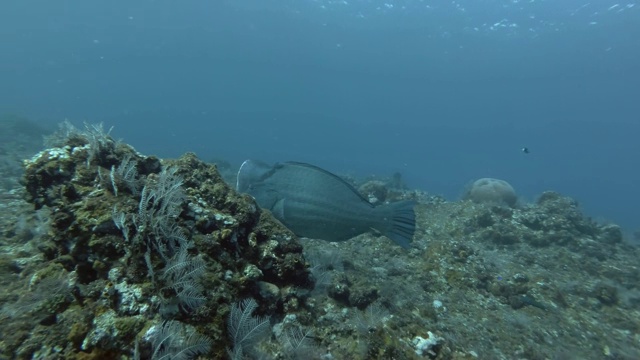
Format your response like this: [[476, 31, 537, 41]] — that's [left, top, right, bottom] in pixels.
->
[[1, 119, 639, 360]]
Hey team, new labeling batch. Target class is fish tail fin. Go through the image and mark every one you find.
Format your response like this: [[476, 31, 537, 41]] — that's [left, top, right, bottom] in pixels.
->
[[377, 200, 416, 249]]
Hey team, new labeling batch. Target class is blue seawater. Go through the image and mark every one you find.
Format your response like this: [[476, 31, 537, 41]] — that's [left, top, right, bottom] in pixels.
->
[[0, 0, 638, 231]]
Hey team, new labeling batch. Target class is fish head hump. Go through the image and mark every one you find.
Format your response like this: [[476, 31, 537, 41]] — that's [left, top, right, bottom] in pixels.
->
[[236, 159, 273, 193], [236, 160, 284, 210]]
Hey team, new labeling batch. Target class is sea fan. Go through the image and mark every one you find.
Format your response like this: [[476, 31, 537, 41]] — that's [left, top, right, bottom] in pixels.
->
[[150, 320, 212, 360], [282, 325, 319, 359], [160, 246, 206, 313], [227, 298, 271, 356]]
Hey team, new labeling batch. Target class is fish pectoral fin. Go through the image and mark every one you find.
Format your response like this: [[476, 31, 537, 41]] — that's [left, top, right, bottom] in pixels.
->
[[272, 198, 286, 220]]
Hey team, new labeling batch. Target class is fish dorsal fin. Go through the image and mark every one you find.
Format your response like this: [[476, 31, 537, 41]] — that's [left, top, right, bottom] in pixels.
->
[[282, 161, 373, 206]]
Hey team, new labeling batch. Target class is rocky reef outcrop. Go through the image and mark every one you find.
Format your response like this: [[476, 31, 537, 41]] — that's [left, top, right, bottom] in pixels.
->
[[5, 122, 311, 359]]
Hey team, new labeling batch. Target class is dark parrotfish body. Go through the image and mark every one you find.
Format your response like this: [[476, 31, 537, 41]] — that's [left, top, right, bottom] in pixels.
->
[[236, 160, 416, 248]]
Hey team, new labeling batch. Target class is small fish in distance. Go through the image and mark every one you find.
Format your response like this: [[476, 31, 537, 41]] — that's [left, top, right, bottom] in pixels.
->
[[522, 147, 529, 154], [236, 160, 416, 248]]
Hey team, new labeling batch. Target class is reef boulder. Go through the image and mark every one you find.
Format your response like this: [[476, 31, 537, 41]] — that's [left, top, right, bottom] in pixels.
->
[[463, 177, 517, 207]]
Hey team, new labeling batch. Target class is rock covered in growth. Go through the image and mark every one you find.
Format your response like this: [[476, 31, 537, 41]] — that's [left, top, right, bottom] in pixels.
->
[[467, 191, 623, 259], [358, 180, 388, 204], [13, 123, 311, 359], [463, 177, 517, 207]]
